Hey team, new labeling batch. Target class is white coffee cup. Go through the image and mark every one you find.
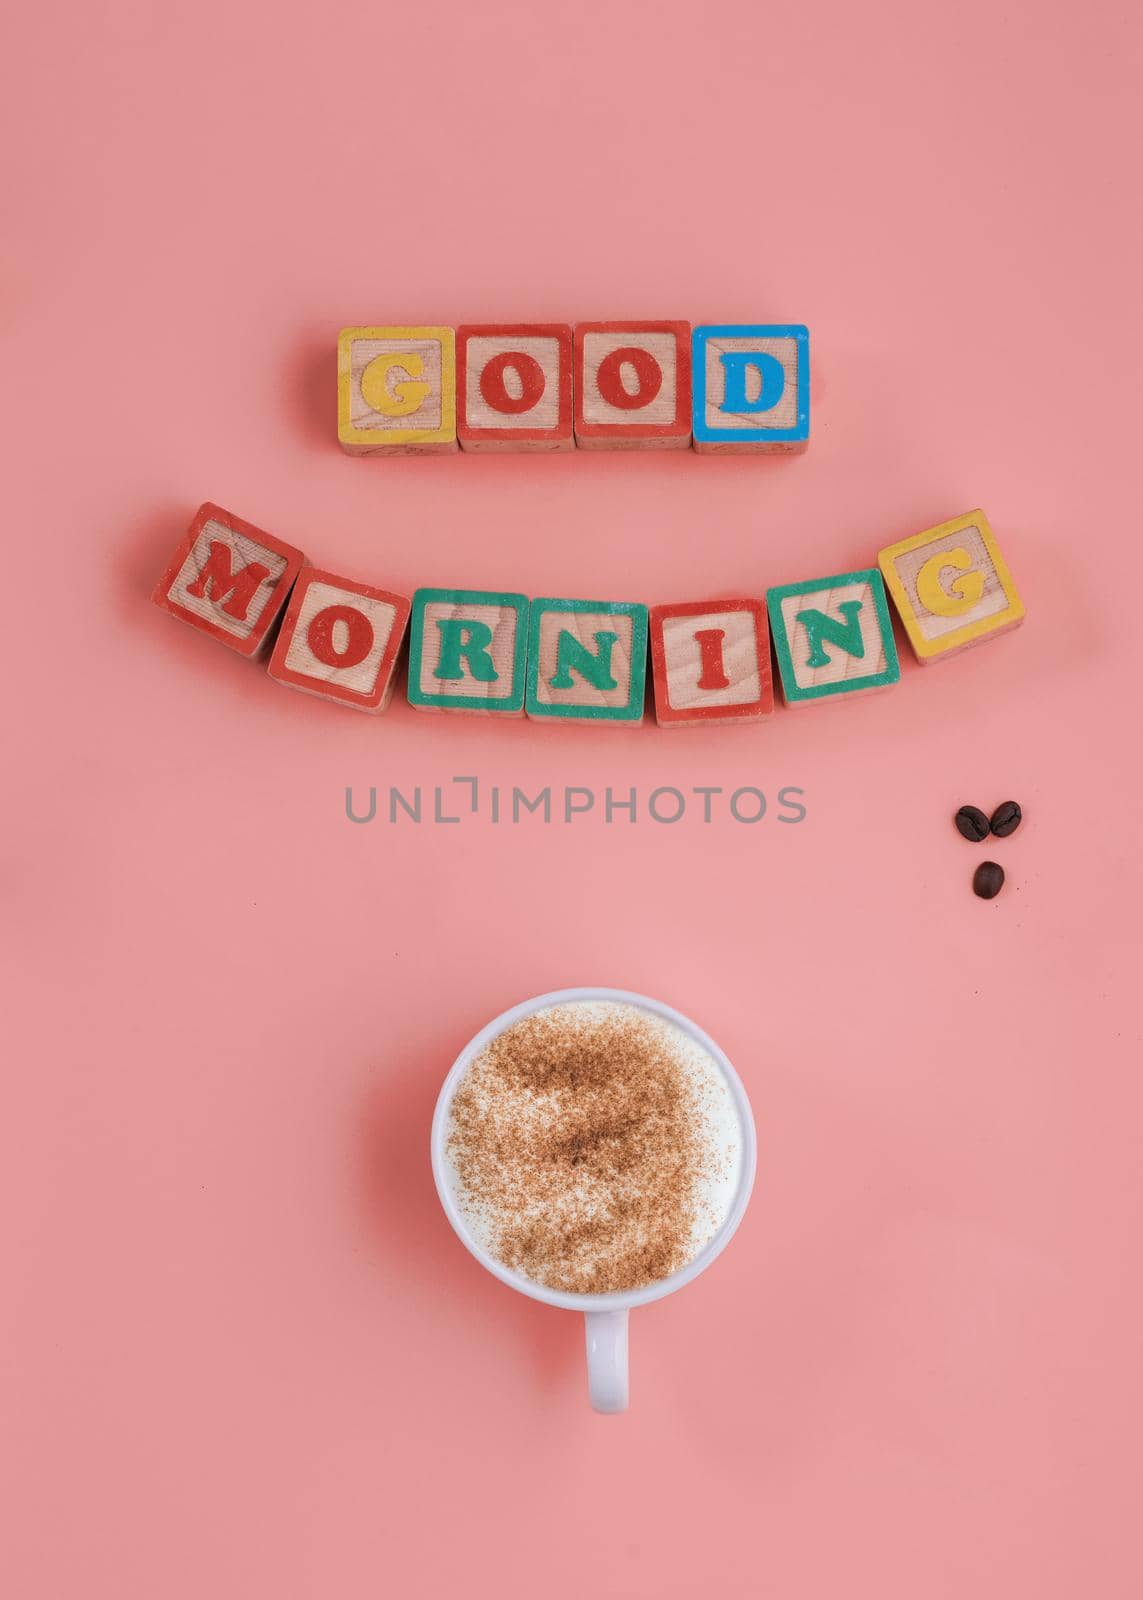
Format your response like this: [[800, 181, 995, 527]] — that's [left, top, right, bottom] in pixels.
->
[[430, 986, 757, 1413]]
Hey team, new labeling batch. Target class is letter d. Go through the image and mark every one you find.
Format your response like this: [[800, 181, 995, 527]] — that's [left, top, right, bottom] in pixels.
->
[[720, 351, 785, 414]]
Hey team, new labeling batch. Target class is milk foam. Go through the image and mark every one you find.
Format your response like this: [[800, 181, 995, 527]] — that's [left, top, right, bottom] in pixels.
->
[[445, 999, 745, 1287]]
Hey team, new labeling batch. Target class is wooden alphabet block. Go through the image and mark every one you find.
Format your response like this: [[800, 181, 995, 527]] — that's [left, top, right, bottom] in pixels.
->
[[151, 502, 305, 658], [525, 598, 648, 723], [407, 588, 529, 713], [337, 326, 457, 455], [573, 322, 691, 450], [692, 324, 810, 454], [767, 568, 899, 705], [456, 325, 572, 452], [267, 566, 411, 712], [877, 509, 1025, 663], [648, 598, 773, 727]]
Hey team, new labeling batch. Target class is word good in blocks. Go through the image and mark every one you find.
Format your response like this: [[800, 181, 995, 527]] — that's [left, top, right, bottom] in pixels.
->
[[877, 508, 1025, 662], [456, 325, 573, 452], [151, 502, 305, 657], [525, 599, 649, 723], [573, 322, 692, 450], [267, 566, 411, 712], [649, 599, 774, 727], [407, 588, 530, 714], [337, 326, 457, 455], [692, 324, 810, 454], [767, 568, 900, 704], [337, 321, 811, 456]]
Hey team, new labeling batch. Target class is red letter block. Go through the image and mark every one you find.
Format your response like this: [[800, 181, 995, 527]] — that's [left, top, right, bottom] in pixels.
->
[[151, 502, 305, 658], [649, 598, 773, 727], [574, 322, 691, 450], [267, 566, 411, 713], [457, 324, 573, 452]]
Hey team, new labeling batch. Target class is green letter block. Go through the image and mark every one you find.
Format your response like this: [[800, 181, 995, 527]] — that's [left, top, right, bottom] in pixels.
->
[[526, 598, 648, 723], [766, 570, 899, 705], [406, 589, 529, 714]]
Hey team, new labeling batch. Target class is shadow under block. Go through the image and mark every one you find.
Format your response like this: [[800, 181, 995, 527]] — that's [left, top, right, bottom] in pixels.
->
[[573, 322, 691, 450], [151, 502, 305, 658], [337, 326, 457, 454], [877, 509, 1025, 662], [766, 568, 899, 705], [525, 599, 648, 723], [692, 324, 810, 454], [456, 325, 573, 452], [407, 589, 529, 713], [649, 598, 774, 727], [267, 566, 411, 712]]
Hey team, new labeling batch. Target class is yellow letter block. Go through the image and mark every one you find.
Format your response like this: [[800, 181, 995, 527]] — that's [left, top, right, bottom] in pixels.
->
[[878, 509, 1025, 662], [337, 326, 457, 454]]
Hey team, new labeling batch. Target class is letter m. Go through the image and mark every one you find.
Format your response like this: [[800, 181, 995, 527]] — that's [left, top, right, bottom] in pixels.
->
[[186, 540, 271, 621]]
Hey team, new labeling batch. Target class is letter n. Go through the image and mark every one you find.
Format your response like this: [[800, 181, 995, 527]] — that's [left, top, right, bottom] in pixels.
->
[[795, 599, 865, 669], [549, 629, 619, 690]]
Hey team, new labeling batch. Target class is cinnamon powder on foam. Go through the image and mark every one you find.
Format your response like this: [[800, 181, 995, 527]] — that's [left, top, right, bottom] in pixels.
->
[[447, 1004, 725, 1295]]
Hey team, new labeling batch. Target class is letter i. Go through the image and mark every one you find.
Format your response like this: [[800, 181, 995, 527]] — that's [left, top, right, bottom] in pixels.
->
[[694, 629, 730, 691]]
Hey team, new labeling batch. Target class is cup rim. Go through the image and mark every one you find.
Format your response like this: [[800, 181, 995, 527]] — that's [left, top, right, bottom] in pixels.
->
[[430, 986, 758, 1313]]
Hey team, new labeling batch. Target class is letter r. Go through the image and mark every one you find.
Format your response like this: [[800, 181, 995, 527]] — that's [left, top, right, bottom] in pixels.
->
[[434, 618, 498, 682]]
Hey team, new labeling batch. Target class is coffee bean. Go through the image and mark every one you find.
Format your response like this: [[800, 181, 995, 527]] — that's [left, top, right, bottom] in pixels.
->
[[990, 800, 1022, 838], [955, 804, 991, 841], [973, 861, 1005, 899]]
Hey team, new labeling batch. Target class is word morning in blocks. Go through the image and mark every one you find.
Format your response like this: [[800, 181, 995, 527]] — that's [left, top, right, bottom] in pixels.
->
[[153, 505, 1024, 723], [336, 322, 810, 455]]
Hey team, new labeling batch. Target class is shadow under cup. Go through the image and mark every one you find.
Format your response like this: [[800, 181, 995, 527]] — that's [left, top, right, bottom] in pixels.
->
[[430, 986, 757, 1413]]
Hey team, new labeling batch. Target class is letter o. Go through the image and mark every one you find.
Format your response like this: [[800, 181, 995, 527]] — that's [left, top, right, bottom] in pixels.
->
[[479, 351, 546, 414], [596, 346, 663, 410], [648, 786, 686, 824], [730, 787, 767, 823], [307, 605, 374, 669]]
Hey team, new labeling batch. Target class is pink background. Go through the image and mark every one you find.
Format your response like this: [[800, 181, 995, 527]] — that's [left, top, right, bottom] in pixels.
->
[[4, 4, 1142, 1597]]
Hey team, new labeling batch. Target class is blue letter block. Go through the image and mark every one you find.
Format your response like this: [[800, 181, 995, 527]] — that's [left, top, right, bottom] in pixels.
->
[[692, 324, 810, 453]]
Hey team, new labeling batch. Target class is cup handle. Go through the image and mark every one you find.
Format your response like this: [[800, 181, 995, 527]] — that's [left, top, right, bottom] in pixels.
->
[[585, 1309, 629, 1413]]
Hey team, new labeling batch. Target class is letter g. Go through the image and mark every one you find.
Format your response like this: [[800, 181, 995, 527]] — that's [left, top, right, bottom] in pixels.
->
[[360, 352, 431, 417]]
